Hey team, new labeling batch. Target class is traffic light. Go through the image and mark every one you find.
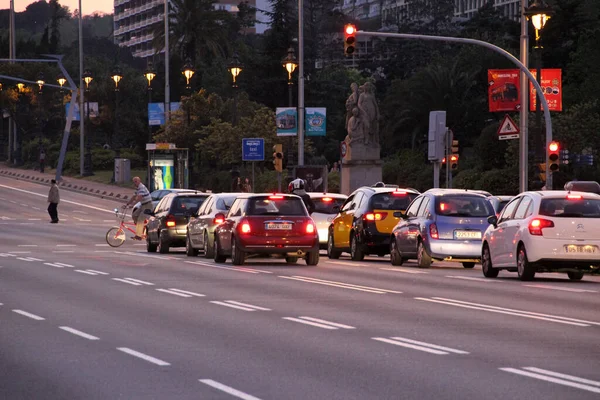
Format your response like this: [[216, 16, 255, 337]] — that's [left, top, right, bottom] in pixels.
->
[[343, 24, 357, 56], [273, 144, 283, 172], [548, 141, 560, 172], [449, 154, 459, 170]]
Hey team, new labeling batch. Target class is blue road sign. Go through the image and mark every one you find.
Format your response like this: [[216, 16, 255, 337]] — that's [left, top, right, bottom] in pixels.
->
[[242, 138, 265, 161]]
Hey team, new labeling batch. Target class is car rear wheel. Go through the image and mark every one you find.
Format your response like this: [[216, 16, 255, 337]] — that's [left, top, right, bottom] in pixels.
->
[[350, 235, 365, 261], [390, 239, 403, 266], [231, 237, 245, 266], [517, 245, 535, 281], [213, 237, 226, 263], [327, 233, 341, 259], [157, 231, 170, 254], [203, 231, 214, 259], [481, 244, 499, 278], [567, 271, 584, 281], [306, 251, 319, 266], [417, 241, 432, 268], [186, 234, 198, 257], [146, 229, 157, 253], [462, 262, 475, 269], [285, 257, 298, 264]]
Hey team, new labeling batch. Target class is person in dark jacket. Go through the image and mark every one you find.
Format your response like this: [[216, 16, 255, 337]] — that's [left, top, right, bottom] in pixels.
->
[[288, 178, 315, 215], [47, 179, 60, 223]]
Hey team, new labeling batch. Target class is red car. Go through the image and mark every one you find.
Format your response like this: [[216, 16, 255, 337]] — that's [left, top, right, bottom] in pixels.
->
[[213, 194, 320, 266]]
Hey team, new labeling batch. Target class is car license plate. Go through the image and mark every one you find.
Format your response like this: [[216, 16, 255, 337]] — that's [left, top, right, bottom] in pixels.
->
[[266, 223, 292, 230], [565, 245, 597, 254], [454, 230, 481, 239]]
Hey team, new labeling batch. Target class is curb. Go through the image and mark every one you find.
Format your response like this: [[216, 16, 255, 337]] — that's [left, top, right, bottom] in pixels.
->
[[0, 169, 129, 203]]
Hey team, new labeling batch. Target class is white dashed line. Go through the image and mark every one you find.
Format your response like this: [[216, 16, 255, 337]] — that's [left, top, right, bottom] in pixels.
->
[[13, 309, 45, 320], [121, 278, 154, 285], [117, 348, 170, 366], [373, 337, 469, 355], [156, 289, 193, 298], [501, 367, 600, 394], [199, 379, 262, 400], [53, 251, 75, 253], [380, 267, 429, 274], [112, 278, 141, 285], [525, 284, 598, 293], [59, 326, 99, 340], [75, 270, 99, 275], [446, 275, 501, 282], [17, 245, 38, 247], [283, 316, 354, 330], [44, 263, 66, 268], [167, 289, 205, 297], [28, 218, 42, 221], [56, 244, 76, 247], [86, 270, 109, 275], [210, 301, 269, 311]]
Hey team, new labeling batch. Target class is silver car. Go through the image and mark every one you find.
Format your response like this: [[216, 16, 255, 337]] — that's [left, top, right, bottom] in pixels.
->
[[308, 192, 348, 248], [133, 188, 197, 215]]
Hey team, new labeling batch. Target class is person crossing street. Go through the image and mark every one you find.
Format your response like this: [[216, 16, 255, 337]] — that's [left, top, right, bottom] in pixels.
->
[[47, 179, 60, 223], [124, 176, 153, 240]]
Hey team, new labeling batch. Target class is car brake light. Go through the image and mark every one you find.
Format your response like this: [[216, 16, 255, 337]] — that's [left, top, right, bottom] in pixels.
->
[[429, 223, 439, 239], [213, 213, 225, 225], [306, 223, 315, 234], [567, 194, 582, 200], [440, 203, 448, 211], [392, 190, 407, 196], [166, 215, 176, 227], [239, 219, 251, 233], [364, 212, 387, 221], [269, 195, 284, 200], [322, 197, 333, 202], [529, 218, 554, 236]]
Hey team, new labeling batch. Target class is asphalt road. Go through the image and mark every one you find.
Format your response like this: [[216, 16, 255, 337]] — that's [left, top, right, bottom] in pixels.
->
[[1, 176, 600, 400]]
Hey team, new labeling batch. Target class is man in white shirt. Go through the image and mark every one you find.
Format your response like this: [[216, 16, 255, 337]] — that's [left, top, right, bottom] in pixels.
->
[[125, 176, 153, 240]]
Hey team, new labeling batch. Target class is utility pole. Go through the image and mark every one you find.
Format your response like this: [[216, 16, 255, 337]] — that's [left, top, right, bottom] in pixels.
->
[[78, 0, 85, 176], [297, 0, 304, 166], [519, 0, 529, 192], [164, 0, 170, 134], [8, 0, 15, 163]]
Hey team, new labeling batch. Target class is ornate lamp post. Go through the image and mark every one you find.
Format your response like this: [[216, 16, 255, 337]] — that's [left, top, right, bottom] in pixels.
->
[[282, 47, 298, 171], [82, 69, 94, 176], [145, 62, 156, 141], [228, 54, 242, 125], [110, 67, 122, 182], [181, 60, 195, 124], [57, 74, 67, 90], [524, 0, 553, 176], [36, 72, 45, 94]]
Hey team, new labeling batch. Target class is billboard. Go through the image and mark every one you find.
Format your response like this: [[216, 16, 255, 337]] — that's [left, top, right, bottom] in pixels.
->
[[305, 107, 326, 136], [276, 107, 298, 136], [488, 69, 520, 112], [529, 68, 562, 112]]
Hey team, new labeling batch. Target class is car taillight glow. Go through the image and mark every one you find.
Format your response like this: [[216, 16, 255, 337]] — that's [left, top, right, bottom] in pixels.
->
[[306, 223, 315, 234], [213, 217, 224, 224], [269, 195, 284, 200], [166, 215, 176, 227], [429, 223, 439, 239], [240, 221, 251, 233], [440, 203, 448, 211], [364, 212, 387, 221], [528, 218, 554, 236], [322, 197, 333, 202], [567, 194, 582, 200], [392, 190, 407, 196]]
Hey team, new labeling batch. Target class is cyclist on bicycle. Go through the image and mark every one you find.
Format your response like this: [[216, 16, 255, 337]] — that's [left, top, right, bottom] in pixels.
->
[[288, 178, 315, 215], [124, 176, 152, 240]]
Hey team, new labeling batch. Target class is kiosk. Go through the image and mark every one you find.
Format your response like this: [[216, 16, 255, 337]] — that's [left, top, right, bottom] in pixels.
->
[[146, 143, 189, 191]]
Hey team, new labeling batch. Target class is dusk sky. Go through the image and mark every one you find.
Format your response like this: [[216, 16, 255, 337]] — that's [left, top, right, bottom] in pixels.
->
[[0, 0, 114, 15]]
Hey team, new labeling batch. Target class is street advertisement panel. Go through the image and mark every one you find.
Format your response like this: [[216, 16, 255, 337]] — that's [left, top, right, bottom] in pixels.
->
[[148, 102, 182, 126], [276, 107, 297, 136], [305, 107, 327, 136], [488, 69, 520, 112], [529, 68, 562, 112], [149, 155, 175, 191], [64, 102, 99, 121]]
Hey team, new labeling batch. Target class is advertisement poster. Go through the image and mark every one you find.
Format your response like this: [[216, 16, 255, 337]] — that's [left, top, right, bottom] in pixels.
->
[[488, 69, 520, 112], [148, 102, 182, 126], [305, 107, 327, 136], [149, 157, 175, 191], [276, 107, 298, 136], [65, 102, 99, 121], [529, 68, 562, 112]]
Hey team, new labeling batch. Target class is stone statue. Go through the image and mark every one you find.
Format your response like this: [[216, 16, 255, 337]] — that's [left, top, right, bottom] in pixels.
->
[[345, 82, 359, 131], [358, 82, 379, 146], [345, 107, 365, 145]]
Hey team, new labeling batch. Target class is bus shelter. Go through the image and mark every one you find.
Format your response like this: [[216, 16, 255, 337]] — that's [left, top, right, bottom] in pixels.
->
[[146, 143, 189, 191]]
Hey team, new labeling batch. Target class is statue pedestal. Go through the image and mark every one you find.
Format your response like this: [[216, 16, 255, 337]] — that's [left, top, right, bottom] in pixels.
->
[[341, 159, 382, 195]]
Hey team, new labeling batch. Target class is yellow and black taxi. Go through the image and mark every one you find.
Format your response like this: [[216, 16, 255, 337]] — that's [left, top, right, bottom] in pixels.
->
[[327, 185, 420, 260]]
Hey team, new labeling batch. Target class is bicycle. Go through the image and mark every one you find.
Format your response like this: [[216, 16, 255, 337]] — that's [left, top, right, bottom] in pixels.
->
[[105, 206, 148, 247]]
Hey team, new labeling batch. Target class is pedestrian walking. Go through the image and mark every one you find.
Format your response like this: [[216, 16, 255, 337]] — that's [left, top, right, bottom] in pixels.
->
[[47, 179, 60, 223], [39, 149, 46, 173]]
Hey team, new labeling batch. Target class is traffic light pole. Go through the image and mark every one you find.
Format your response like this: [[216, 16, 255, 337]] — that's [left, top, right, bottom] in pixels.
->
[[356, 30, 554, 192]]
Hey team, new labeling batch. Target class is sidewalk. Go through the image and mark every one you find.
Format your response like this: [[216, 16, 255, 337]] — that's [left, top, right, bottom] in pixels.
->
[[0, 164, 132, 202]]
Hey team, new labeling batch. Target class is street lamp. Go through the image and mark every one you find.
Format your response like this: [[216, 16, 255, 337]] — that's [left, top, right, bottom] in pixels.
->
[[524, 0, 553, 180], [182, 60, 194, 90], [282, 47, 298, 172], [57, 74, 67, 89], [36, 72, 45, 94], [228, 54, 242, 125], [110, 67, 123, 182], [145, 62, 156, 141], [17, 82, 25, 93], [82, 69, 94, 176], [111, 67, 123, 91]]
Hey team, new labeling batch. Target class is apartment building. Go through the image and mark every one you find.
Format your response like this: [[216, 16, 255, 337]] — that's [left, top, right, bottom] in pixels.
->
[[113, 0, 256, 60], [455, 0, 521, 20]]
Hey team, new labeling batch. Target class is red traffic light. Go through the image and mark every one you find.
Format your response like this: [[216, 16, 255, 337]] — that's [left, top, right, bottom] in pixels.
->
[[345, 24, 356, 36], [548, 141, 559, 152]]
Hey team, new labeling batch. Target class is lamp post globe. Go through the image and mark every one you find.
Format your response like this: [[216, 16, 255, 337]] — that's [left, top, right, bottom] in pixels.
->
[[228, 53, 242, 88], [111, 67, 123, 91]]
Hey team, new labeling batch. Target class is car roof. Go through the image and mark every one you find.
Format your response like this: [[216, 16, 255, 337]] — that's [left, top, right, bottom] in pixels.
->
[[563, 181, 600, 194], [424, 188, 490, 197], [520, 190, 600, 199], [490, 195, 514, 201], [307, 192, 348, 199], [356, 187, 420, 195], [232, 193, 301, 199], [206, 192, 245, 198], [163, 191, 209, 198]]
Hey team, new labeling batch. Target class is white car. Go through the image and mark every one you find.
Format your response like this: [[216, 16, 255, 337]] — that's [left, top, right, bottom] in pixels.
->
[[482, 190, 600, 281], [308, 192, 348, 248]]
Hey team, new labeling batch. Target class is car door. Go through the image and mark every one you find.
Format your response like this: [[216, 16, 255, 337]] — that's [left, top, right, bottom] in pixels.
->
[[190, 196, 211, 246], [219, 199, 246, 254], [396, 196, 424, 254], [195, 197, 214, 247], [333, 193, 357, 248], [490, 197, 522, 267], [148, 197, 167, 241], [506, 196, 534, 263]]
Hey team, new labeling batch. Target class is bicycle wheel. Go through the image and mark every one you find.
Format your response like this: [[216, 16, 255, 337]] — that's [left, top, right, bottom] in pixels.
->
[[106, 227, 126, 247]]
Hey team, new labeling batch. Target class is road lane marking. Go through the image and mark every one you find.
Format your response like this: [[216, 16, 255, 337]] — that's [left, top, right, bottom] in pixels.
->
[[115, 251, 176, 260], [56, 244, 76, 247], [210, 301, 269, 311], [53, 251, 75, 253], [501, 367, 600, 394], [284, 316, 355, 330], [20, 203, 29, 207], [0, 253, 18, 257], [167, 289, 205, 297], [44, 263, 65, 268], [185, 260, 272, 274], [13, 309, 45, 320], [17, 257, 44, 262], [121, 278, 154, 285], [112, 278, 141, 285], [54, 262, 74, 268], [446, 275, 502, 282], [328, 261, 365, 267], [59, 326, 99, 340], [415, 297, 598, 327], [32, 207, 41, 210], [199, 379, 262, 400], [86, 270, 109, 275], [282, 317, 342, 330], [76, 270, 100, 275], [28, 218, 42, 221], [116, 348, 170, 366], [380, 267, 429, 274], [18, 245, 38, 247], [524, 284, 598, 293], [156, 289, 193, 298], [279, 275, 402, 294], [372, 337, 468, 355]]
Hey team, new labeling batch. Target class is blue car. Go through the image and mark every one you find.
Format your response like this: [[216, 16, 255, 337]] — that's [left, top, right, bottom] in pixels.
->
[[390, 189, 496, 268]]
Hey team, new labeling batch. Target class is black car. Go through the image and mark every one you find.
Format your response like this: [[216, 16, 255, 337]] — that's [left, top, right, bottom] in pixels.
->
[[146, 192, 210, 253]]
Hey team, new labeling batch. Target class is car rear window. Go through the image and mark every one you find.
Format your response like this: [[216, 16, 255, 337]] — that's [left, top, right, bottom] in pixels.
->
[[540, 198, 600, 217], [247, 197, 306, 216], [171, 196, 208, 215], [369, 192, 418, 211], [216, 196, 238, 211], [436, 195, 495, 217], [312, 197, 346, 214]]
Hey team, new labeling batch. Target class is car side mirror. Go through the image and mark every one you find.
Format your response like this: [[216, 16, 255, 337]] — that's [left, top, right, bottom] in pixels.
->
[[143, 209, 154, 216], [393, 211, 405, 218], [487, 215, 498, 227]]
